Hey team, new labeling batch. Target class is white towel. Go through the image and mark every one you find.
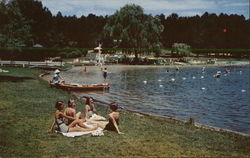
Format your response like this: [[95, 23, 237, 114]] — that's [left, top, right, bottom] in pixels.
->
[[83, 122, 95, 128], [61, 127, 103, 138], [88, 114, 106, 121]]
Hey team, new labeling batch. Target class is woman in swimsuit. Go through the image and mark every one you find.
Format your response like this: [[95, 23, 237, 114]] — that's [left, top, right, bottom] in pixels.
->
[[51, 101, 98, 133], [64, 99, 82, 125], [104, 103, 124, 134], [84, 97, 99, 120]]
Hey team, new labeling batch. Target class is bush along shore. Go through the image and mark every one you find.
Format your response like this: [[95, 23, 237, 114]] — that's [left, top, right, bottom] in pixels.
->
[[0, 66, 250, 157]]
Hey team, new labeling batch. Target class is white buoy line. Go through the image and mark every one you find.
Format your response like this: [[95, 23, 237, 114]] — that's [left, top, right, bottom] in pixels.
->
[[142, 69, 245, 93]]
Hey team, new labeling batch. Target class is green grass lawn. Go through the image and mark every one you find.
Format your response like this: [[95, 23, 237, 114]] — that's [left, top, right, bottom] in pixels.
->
[[0, 67, 250, 157]]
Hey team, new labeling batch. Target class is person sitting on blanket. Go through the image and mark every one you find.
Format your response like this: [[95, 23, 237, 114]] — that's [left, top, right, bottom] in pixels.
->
[[64, 99, 82, 125], [104, 103, 124, 134], [51, 101, 98, 133], [84, 97, 99, 120]]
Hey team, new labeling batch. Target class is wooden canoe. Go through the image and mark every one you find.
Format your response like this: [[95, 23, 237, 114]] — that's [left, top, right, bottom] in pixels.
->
[[50, 82, 110, 91]]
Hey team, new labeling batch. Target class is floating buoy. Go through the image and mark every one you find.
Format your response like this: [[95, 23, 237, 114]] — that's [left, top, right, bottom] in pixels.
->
[[201, 87, 206, 90], [171, 78, 175, 82], [201, 76, 204, 79], [158, 79, 162, 82], [143, 81, 147, 84], [182, 77, 186, 80], [159, 85, 163, 87], [192, 76, 196, 79], [241, 89, 246, 93]]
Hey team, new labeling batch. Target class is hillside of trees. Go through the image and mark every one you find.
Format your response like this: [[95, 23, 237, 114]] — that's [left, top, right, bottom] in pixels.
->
[[0, 0, 249, 60]]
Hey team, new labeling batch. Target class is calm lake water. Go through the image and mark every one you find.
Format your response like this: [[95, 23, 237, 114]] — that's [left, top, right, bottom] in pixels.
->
[[61, 65, 250, 134]]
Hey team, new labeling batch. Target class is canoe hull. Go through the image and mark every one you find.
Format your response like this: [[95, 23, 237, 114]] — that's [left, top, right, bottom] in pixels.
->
[[50, 83, 110, 91]]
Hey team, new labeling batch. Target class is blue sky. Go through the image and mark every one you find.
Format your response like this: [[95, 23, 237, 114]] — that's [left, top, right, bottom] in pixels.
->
[[39, 0, 249, 19]]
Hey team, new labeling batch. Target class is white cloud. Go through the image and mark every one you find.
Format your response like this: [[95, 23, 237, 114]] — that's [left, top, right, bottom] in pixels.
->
[[134, 0, 216, 11], [179, 11, 203, 17], [224, 2, 249, 7], [41, 0, 216, 11], [39, 0, 248, 17]]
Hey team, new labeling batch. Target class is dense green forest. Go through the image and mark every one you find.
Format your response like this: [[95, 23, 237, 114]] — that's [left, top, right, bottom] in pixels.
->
[[0, 0, 249, 60]]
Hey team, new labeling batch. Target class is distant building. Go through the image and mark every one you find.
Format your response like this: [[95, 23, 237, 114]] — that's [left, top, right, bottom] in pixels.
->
[[18, 44, 26, 47], [33, 44, 43, 48]]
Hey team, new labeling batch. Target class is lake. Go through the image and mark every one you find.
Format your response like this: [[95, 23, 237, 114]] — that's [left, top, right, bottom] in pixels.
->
[[60, 65, 250, 134]]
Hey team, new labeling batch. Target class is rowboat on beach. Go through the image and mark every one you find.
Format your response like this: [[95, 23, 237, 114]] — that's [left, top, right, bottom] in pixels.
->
[[50, 82, 110, 91]]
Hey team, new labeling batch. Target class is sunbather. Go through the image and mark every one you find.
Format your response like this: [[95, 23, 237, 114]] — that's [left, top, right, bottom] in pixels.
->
[[84, 97, 99, 120], [104, 103, 124, 134], [64, 99, 82, 125], [50, 101, 97, 133]]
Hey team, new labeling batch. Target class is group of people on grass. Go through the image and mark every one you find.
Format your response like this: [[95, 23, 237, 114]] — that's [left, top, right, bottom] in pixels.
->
[[50, 97, 123, 135]]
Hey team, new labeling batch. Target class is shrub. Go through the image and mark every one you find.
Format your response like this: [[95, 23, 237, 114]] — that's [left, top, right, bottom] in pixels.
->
[[172, 43, 193, 57]]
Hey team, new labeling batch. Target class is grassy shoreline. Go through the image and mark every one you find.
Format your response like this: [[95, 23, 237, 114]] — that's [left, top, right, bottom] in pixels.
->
[[0, 66, 250, 157]]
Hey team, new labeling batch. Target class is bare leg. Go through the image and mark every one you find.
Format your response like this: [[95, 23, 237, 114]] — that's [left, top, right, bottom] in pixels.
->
[[69, 119, 96, 129], [87, 120, 108, 129], [68, 126, 98, 132], [76, 112, 81, 120]]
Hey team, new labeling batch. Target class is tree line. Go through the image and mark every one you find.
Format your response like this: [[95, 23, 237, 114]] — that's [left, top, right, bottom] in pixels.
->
[[0, 0, 249, 59]]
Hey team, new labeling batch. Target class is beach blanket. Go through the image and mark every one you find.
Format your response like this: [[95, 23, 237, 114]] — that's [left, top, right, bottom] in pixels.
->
[[58, 120, 108, 137], [88, 114, 107, 121], [59, 127, 104, 138], [86, 114, 109, 129], [55, 114, 108, 137]]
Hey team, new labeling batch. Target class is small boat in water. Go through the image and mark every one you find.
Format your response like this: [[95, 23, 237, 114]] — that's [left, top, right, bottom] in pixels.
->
[[50, 82, 110, 91]]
